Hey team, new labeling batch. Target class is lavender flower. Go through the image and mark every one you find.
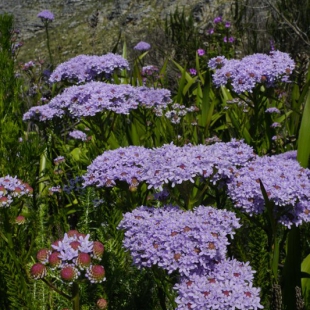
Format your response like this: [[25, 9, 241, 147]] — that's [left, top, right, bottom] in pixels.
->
[[270, 122, 281, 128], [208, 51, 295, 94], [265, 107, 281, 114], [134, 41, 151, 51], [273, 150, 297, 161], [83, 139, 255, 190], [23, 82, 172, 121], [37, 10, 54, 21], [174, 259, 263, 310], [197, 49, 205, 56], [69, 130, 87, 141], [213, 16, 222, 24], [118, 205, 240, 275], [227, 155, 310, 227], [49, 53, 130, 84], [189, 68, 197, 75], [225, 21, 231, 28], [0, 176, 33, 207]]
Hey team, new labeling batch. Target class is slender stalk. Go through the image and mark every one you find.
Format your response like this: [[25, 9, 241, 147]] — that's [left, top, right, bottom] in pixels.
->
[[44, 21, 54, 68], [71, 282, 80, 310]]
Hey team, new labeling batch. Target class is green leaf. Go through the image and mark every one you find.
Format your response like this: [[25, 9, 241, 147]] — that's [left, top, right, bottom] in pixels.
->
[[297, 86, 310, 168]]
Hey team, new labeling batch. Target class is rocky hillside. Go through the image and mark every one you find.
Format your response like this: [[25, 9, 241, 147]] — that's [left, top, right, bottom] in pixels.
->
[[2, 0, 236, 63]]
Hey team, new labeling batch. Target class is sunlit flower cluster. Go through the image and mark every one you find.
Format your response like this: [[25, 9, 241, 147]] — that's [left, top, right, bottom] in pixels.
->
[[227, 155, 310, 227], [208, 51, 295, 93], [49, 53, 130, 83], [23, 82, 172, 121], [83, 139, 255, 190]]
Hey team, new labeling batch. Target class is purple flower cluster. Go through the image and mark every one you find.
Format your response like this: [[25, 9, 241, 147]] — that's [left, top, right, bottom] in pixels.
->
[[49, 53, 130, 84], [174, 259, 263, 309], [119, 206, 262, 308], [227, 155, 310, 227], [118, 205, 240, 275], [30, 230, 105, 284], [23, 82, 172, 121], [208, 51, 295, 94], [0, 176, 33, 207], [37, 10, 54, 21], [69, 130, 88, 141], [134, 41, 151, 51], [83, 139, 255, 190]]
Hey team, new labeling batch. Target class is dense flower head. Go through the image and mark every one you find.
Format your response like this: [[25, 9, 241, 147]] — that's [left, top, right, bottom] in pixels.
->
[[23, 82, 172, 122], [118, 205, 240, 275], [83, 139, 255, 190], [208, 51, 295, 94], [134, 41, 151, 51], [86, 265, 106, 283], [197, 49, 205, 56], [30, 263, 47, 280], [37, 10, 54, 21], [174, 259, 263, 310], [49, 53, 129, 84], [227, 155, 310, 227], [15, 215, 26, 225], [31, 230, 105, 284], [97, 298, 108, 309], [0, 175, 33, 207], [69, 130, 87, 141], [60, 265, 80, 283]]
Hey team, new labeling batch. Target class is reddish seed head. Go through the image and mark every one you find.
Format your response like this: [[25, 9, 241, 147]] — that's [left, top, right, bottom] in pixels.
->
[[96, 298, 108, 309], [36, 249, 50, 263], [70, 241, 81, 250], [67, 230, 79, 237], [93, 241, 104, 259], [15, 215, 26, 225], [48, 252, 61, 268], [60, 265, 77, 282], [30, 263, 47, 279], [77, 252, 91, 269], [88, 265, 105, 282]]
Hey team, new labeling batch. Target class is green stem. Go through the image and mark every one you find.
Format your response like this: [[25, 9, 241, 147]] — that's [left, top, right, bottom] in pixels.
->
[[41, 278, 71, 300], [71, 282, 80, 310], [44, 21, 53, 68]]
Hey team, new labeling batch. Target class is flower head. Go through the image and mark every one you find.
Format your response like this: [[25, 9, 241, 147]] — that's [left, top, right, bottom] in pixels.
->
[[197, 49, 205, 56], [37, 10, 54, 21], [134, 41, 151, 51], [97, 298, 108, 309], [213, 16, 222, 24], [30, 263, 47, 279], [86, 265, 106, 283]]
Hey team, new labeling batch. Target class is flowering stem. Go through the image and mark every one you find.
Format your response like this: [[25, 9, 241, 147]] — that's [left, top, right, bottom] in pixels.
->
[[71, 282, 80, 310], [41, 278, 71, 300], [44, 21, 54, 69]]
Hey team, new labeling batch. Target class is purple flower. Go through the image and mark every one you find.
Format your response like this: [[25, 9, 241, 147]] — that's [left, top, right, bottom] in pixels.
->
[[208, 28, 214, 35], [270, 122, 281, 128], [37, 10, 54, 21], [23, 82, 172, 121], [208, 51, 295, 94], [134, 41, 151, 51], [174, 259, 263, 310], [197, 49, 205, 56], [225, 21, 231, 28], [213, 16, 222, 24], [118, 205, 240, 275], [265, 107, 281, 114], [189, 68, 197, 75], [273, 150, 297, 161], [69, 130, 87, 141], [227, 155, 310, 227], [83, 139, 255, 190], [49, 53, 130, 84]]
